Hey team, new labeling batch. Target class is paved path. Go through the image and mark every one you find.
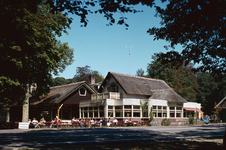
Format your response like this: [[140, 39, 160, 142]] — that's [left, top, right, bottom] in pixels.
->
[[0, 126, 225, 149]]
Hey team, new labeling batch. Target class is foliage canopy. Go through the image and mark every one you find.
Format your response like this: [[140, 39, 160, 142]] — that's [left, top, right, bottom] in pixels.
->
[[0, 2, 74, 106]]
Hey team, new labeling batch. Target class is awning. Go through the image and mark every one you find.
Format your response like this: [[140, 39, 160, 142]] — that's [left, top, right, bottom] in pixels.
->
[[183, 107, 203, 113]]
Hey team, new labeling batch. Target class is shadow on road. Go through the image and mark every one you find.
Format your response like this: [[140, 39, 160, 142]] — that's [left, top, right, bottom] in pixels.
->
[[0, 126, 224, 149]]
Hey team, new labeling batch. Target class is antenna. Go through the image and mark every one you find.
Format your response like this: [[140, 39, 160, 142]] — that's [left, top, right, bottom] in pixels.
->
[[125, 44, 137, 75]]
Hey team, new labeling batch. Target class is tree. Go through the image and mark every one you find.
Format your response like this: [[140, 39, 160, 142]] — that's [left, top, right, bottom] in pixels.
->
[[0, 2, 74, 107], [140, 100, 148, 121], [147, 53, 198, 102], [51, 77, 74, 87], [196, 72, 218, 115], [196, 72, 226, 115], [73, 65, 104, 83], [147, 0, 226, 75], [136, 68, 145, 77], [149, 107, 154, 122]]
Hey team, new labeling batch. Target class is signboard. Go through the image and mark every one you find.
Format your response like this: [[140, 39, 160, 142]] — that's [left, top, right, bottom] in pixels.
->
[[18, 122, 30, 129]]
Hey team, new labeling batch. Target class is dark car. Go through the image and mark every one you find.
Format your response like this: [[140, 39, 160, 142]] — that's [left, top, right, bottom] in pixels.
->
[[201, 117, 209, 124]]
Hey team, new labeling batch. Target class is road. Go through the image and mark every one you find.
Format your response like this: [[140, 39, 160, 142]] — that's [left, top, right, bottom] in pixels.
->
[[0, 126, 225, 149]]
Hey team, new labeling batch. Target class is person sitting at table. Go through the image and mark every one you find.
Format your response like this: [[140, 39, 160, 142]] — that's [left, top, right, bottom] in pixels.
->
[[90, 118, 95, 128], [113, 118, 118, 127], [36, 118, 46, 128], [71, 117, 76, 122], [124, 118, 129, 126], [50, 118, 58, 128], [31, 118, 38, 128], [107, 118, 111, 127], [79, 119, 84, 127], [100, 117, 103, 127]]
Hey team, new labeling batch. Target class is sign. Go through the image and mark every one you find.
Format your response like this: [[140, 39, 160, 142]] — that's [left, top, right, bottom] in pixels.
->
[[90, 100, 105, 106], [18, 122, 30, 129]]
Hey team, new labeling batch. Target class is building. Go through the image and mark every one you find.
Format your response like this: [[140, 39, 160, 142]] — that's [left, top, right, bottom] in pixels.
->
[[9, 72, 203, 122], [215, 96, 226, 122], [79, 72, 203, 122], [10, 81, 97, 122]]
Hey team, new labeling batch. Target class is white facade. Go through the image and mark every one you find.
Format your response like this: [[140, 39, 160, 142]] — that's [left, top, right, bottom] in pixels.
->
[[79, 97, 202, 120]]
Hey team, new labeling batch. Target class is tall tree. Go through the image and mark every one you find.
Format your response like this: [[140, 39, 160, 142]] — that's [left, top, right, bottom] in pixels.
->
[[147, 53, 198, 102], [0, 2, 74, 107], [147, 0, 226, 75], [73, 65, 104, 83], [51, 77, 74, 87], [136, 68, 145, 77]]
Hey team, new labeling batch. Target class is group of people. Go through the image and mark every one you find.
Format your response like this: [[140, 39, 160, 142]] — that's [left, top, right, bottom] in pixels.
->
[[29, 117, 133, 128], [71, 117, 106, 128], [31, 117, 46, 128]]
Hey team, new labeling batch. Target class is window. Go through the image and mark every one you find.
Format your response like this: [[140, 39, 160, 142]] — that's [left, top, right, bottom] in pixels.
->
[[107, 83, 118, 92], [125, 111, 131, 117], [108, 111, 113, 117], [170, 112, 175, 117], [133, 111, 140, 117], [89, 112, 93, 118], [133, 106, 140, 109], [115, 111, 123, 117], [115, 106, 122, 109], [153, 111, 157, 117], [108, 106, 113, 109], [170, 107, 175, 110], [79, 87, 87, 96], [176, 112, 182, 117], [163, 112, 167, 117], [124, 105, 132, 109], [153, 106, 156, 109], [94, 111, 98, 117], [158, 106, 162, 110], [158, 111, 162, 117], [176, 107, 182, 110], [84, 112, 88, 117], [163, 106, 167, 110]]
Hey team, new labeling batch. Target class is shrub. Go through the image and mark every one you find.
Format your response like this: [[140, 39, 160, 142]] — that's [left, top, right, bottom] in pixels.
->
[[189, 116, 194, 125], [161, 118, 171, 126]]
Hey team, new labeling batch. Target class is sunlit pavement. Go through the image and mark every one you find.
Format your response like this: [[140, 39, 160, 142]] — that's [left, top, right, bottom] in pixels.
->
[[0, 125, 225, 149]]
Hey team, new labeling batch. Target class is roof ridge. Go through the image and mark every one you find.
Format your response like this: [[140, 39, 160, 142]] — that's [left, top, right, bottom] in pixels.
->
[[151, 88, 173, 91], [50, 81, 86, 89], [109, 72, 165, 82]]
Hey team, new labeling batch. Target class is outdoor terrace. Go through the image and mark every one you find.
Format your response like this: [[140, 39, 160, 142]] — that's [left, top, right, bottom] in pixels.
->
[[91, 92, 121, 100]]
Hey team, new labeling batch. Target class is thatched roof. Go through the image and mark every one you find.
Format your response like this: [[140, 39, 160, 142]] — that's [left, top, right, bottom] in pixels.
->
[[99, 72, 187, 103], [30, 81, 97, 105], [150, 89, 187, 103]]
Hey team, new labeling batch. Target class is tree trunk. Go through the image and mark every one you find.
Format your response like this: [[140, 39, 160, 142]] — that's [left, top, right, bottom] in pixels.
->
[[22, 84, 29, 122]]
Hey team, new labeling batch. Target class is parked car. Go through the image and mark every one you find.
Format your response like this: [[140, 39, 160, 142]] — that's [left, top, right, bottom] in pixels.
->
[[201, 117, 209, 124]]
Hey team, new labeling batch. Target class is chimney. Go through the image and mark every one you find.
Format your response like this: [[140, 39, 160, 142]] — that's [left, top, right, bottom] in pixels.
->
[[89, 75, 95, 84]]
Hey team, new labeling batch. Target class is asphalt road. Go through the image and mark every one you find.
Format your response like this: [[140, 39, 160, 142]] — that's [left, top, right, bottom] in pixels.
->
[[0, 126, 225, 149]]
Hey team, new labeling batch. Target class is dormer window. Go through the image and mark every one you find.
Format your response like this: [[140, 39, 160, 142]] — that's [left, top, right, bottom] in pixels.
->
[[79, 87, 87, 96], [107, 83, 118, 92]]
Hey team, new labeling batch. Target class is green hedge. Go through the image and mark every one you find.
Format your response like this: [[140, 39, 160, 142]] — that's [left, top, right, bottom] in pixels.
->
[[189, 116, 194, 125], [161, 118, 171, 126]]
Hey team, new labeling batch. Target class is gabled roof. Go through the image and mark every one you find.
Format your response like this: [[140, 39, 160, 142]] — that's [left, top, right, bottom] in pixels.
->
[[99, 72, 187, 103], [215, 96, 226, 108], [30, 81, 97, 105]]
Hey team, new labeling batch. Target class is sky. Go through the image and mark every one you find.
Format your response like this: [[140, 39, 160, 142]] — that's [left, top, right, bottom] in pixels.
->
[[54, 3, 182, 79]]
